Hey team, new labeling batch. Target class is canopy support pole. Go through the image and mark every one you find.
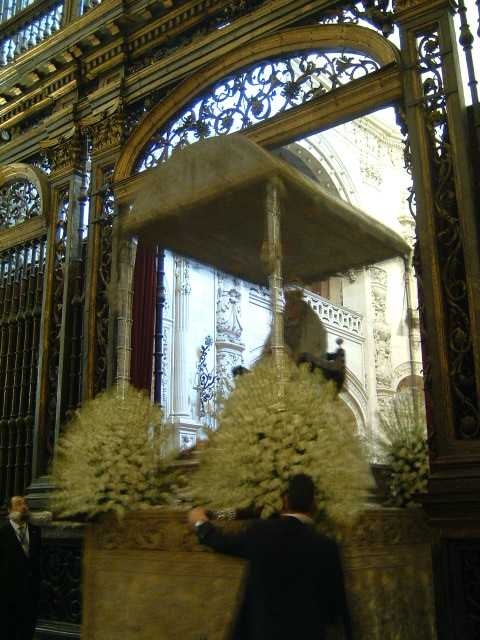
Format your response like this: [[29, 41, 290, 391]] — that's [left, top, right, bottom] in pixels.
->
[[265, 179, 285, 371]]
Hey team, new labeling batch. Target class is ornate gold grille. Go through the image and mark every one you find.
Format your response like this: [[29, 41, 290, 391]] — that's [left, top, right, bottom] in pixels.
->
[[0, 237, 46, 503]]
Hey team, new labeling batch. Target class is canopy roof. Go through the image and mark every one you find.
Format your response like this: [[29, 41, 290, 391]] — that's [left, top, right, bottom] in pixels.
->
[[123, 135, 410, 285]]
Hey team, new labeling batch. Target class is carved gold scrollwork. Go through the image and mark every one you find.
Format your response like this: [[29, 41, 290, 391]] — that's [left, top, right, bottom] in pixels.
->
[[416, 29, 479, 439], [93, 169, 114, 396], [83, 104, 126, 156], [40, 129, 82, 176]]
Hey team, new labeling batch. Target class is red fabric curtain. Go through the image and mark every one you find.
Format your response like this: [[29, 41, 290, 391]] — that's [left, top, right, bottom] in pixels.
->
[[130, 243, 157, 392]]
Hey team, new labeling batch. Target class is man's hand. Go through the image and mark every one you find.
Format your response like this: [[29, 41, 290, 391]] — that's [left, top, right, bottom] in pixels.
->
[[188, 506, 209, 527]]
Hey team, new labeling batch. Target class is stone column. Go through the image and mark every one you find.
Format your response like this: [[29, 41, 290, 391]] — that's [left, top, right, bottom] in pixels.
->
[[369, 266, 393, 418], [171, 256, 191, 421]]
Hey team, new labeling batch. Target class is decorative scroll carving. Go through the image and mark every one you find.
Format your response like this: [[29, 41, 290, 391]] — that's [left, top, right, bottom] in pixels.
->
[[370, 267, 392, 391], [0, 180, 40, 229], [38, 537, 82, 625], [215, 273, 244, 401], [136, 50, 380, 171], [91, 505, 434, 547], [127, 0, 268, 75], [124, 88, 171, 140], [194, 335, 216, 419], [416, 30, 479, 439], [44, 191, 69, 468], [85, 107, 126, 155], [42, 132, 82, 175], [93, 170, 114, 396], [216, 278, 242, 344], [316, 0, 394, 37], [0, 238, 46, 503], [159, 325, 170, 413], [90, 510, 245, 552], [215, 348, 243, 401]]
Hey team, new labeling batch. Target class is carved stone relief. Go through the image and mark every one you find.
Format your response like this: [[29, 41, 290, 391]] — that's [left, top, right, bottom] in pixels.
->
[[215, 273, 244, 401], [216, 276, 242, 344], [370, 266, 393, 392]]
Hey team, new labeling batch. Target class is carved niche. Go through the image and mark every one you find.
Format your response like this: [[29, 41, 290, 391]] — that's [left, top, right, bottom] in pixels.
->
[[215, 273, 244, 400]]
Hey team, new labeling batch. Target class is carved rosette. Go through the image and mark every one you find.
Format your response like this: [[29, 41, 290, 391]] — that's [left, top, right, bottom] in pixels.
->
[[370, 266, 393, 393], [215, 273, 244, 400]]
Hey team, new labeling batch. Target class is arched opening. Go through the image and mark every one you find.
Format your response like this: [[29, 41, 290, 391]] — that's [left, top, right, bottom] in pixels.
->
[[111, 23, 424, 448], [0, 163, 50, 503]]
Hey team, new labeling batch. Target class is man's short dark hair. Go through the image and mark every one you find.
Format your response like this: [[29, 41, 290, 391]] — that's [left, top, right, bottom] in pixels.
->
[[287, 474, 315, 513], [232, 365, 249, 378]]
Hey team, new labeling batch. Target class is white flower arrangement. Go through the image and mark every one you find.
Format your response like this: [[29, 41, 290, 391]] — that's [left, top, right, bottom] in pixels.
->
[[192, 357, 373, 525], [375, 389, 429, 507], [50, 385, 176, 520]]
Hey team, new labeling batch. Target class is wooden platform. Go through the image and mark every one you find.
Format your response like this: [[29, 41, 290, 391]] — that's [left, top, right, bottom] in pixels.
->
[[82, 507, 436, 640]]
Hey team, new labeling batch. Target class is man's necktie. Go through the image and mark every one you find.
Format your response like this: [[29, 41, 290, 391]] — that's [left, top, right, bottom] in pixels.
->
[[18, 525, 29, 556]]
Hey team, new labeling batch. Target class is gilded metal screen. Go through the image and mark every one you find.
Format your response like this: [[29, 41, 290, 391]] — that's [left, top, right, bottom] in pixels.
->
[[0, 237, 46, 503]]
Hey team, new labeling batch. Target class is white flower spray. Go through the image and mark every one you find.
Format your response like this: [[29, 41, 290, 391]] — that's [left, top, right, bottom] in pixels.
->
[[375, 388, 429, 507], [192, 357, 373, 526], [50, 385, 176, 520]]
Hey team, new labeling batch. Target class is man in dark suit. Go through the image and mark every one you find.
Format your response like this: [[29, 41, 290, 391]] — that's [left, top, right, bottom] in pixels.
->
[[189, 474, 353, 640], [0, 496, 42, 640]]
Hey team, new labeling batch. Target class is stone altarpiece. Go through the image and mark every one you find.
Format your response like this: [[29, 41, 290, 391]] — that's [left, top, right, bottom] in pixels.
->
[[0, 0, 478, 637]]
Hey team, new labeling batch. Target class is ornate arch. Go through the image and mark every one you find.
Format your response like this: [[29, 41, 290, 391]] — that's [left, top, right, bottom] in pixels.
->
[[392, 361, 423, 391], [114, 24, 400, 183], [0, 163, 51, 250], [0, 162, 51, 504], [340, 369, 369, 436]]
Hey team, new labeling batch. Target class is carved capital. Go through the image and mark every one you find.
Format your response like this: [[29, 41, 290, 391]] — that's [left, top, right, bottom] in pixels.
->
[[394, 0, 455, 24], [370, 266, 388, 288], [85, 106, 126, 155], [40, 129, 82, 176]]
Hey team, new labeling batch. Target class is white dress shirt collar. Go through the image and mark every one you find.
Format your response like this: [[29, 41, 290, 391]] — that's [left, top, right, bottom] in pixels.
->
[[282, 512, 314, 525], [9, 518, 30, 543]]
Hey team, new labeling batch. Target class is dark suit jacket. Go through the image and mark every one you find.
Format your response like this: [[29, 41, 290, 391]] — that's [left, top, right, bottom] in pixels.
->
[[0, 520, 42, 631], [197, 516, 352, 640]]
